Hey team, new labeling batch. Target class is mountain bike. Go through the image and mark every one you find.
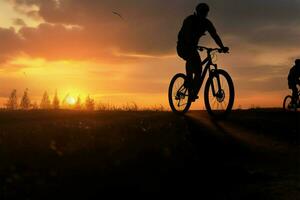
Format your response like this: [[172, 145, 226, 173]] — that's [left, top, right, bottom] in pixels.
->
[[283, 89, 300, 111], [168, 46, 235, 118]]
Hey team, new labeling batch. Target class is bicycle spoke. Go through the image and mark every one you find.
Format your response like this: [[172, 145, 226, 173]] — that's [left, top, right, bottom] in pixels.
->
[[209, 95, 214, 103], [177, 99, 181, 107], [211, 96, 216, 107], [175, 82, 179, 90], [221, 78, 224, 89], [223, 100, 228, 109], [212, 98, 217, 108], [171, 76, 189, 112], [220, 102, 224, 110]]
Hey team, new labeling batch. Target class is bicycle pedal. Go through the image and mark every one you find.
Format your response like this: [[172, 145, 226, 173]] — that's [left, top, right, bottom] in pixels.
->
[[190, 96, 199, 102]]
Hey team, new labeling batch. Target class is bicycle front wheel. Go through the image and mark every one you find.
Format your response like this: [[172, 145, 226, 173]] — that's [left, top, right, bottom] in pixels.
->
[[204, 69, 235, 118], [283, 95, 296, 111], [168, 73, 191, 114]]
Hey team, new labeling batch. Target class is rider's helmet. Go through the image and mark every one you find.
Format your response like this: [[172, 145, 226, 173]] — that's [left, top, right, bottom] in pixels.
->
[[295, 59, 300, 66], [196, 3, 210, 18]]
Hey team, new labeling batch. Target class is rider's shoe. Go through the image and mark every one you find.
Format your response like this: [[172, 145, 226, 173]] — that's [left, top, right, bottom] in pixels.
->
[[190, 95, 199, 102], [189, 89, 199, 102]]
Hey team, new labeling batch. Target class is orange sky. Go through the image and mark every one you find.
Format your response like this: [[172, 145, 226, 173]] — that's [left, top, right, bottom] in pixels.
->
[[0, 0, 299, 109]]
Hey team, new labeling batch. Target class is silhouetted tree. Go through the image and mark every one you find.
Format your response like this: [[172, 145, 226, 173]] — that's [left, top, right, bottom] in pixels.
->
[[6, 89, 18, 110], [20, 88, 31, 110], [40, 91, 51, 109], [75, 96, 82, 110], [85, 95, 95, 111], [62, 93, 69, 108], [52, 90, 60, 109]]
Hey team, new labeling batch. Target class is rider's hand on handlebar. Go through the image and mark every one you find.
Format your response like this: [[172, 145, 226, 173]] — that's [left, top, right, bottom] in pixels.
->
[[220, 46, 229, 53]]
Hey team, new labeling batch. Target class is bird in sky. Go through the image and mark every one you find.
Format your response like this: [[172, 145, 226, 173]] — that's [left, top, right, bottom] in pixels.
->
[[112, 11, 124, 20]]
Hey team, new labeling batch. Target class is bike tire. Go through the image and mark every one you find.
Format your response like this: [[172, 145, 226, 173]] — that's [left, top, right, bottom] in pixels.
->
[[204, 69, 235, 118], [168, 73, 191, 114]]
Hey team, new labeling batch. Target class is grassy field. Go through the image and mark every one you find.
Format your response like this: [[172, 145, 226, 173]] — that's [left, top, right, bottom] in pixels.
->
[[0, 109, 299, 199], [0, 110, 194, 198]]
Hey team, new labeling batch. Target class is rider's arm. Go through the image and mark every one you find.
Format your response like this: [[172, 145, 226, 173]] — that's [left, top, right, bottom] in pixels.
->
[[206, 20, 227, 50]]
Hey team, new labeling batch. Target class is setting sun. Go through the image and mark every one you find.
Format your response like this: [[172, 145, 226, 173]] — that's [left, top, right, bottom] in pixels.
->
[[66, 96, 76, 105]]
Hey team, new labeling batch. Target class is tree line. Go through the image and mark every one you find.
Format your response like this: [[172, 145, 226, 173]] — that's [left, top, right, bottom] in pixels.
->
[[5, 89, 95, 111]]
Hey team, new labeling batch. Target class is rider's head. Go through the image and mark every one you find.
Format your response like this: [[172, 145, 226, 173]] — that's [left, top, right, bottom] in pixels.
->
[[295, 59, 300, 66], [196, 3, 209, 18]]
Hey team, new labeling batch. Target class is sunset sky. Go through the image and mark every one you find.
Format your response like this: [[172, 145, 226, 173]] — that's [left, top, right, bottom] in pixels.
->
[[0, 0, 299, 109]]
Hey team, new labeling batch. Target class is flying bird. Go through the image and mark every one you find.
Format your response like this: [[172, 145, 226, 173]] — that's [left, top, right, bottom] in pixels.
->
[[112, 11, 124, 20]]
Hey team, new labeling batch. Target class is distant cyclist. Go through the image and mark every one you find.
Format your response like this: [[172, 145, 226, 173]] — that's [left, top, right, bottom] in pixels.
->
[[288, 59, 300, 105], [177, 3, 229, 101]]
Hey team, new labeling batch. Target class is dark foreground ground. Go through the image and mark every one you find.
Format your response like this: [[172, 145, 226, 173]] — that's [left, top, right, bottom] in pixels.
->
[[0, 109, 299, 199]]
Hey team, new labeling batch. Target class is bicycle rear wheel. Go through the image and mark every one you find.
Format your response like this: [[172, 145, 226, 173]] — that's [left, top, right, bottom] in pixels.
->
[[168, 73, 191, 114], [204, 69, 234, 118]]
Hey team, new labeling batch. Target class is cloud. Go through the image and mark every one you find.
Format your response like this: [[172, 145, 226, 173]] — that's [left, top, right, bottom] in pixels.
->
[[6, 0, 299, 59], [0, 0, 298, 76], [12, 18, 27, 26], [0, 27, 23, 63], [8, 0, 192, 56]]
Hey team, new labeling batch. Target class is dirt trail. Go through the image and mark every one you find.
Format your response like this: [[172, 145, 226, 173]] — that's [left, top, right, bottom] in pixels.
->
[[184, 111, 300, 200], [187, 111, 299, 154]]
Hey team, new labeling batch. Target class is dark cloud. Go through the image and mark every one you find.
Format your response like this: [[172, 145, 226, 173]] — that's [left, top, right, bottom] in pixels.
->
[[1, 0, 299, 62], [8, 0, 197, 56], [11, 0, 300, 62]]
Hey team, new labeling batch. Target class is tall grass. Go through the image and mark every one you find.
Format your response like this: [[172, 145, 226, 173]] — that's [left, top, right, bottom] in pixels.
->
[[96, 102, 166, 112]]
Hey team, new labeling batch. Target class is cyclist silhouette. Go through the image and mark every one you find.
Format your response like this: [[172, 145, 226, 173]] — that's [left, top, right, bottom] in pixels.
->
[[177, 3, 229, 101], [288, 59, 300, 104]]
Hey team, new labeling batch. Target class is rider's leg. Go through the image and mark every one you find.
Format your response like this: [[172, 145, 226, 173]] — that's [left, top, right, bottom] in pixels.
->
[[177, 45, 193, 89], [185, 61, 194, 89], [192, 53, 202, 97], [189, 51, 201, 99], [291, 86, 298, 104], [289, 78, 298, 104]]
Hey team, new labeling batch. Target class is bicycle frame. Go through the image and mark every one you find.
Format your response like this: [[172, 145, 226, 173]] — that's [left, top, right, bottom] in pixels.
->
[[195, 49, 222, 97], [175, 47, 224, 106]]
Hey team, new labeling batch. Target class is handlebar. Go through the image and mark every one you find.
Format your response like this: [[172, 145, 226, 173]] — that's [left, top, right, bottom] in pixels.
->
[[197, 46, 229, 53]]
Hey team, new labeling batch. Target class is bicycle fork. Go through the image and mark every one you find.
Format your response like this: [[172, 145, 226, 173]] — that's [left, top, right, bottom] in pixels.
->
[[209, 66, 222, 98]]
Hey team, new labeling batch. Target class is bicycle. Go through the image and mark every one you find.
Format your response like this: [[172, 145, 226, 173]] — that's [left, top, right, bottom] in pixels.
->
[[283, 89, 300, 111], [168, 46, 235, 118]]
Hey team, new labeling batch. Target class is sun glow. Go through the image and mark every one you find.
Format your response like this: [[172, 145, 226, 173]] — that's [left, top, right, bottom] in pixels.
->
[[66, 96, 76, 105]]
